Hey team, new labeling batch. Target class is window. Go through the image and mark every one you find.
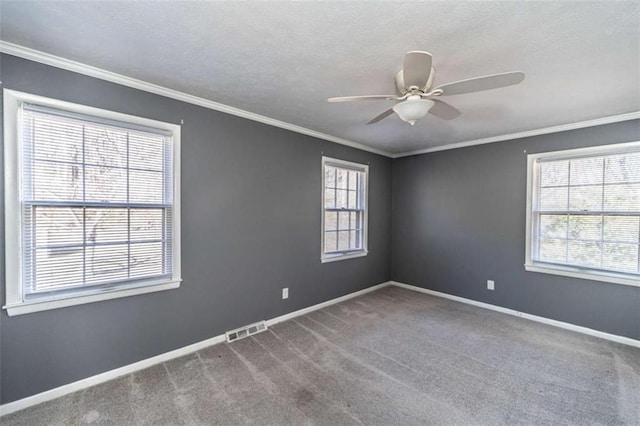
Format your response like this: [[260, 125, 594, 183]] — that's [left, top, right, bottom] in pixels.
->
[[4, 90, 181, 315], [525, 141, 640, 287], [321, 157, 368, 262]]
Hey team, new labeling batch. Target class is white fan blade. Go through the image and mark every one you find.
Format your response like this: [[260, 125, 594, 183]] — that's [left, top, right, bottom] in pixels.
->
[[429, 99, 461, 120], [403, 51, 432, 90], [426, 67, 435, 90], [328, 95, 397, 103], [435, 72, 525, 96], [367, 107, 395, 124]]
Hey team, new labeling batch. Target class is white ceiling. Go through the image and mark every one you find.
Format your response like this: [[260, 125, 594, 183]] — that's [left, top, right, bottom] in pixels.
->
[[1, 2, 639, 155]]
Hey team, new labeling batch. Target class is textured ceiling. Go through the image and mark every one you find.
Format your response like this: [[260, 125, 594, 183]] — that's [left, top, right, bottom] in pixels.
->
[[1, 2, 639, 154]]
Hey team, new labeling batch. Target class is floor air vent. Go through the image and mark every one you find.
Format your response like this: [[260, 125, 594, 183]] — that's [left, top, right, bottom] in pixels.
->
[[226, 320, 268, 343]]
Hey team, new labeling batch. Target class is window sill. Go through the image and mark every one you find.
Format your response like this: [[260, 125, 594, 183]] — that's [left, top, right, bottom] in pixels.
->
[[322, 250, 368, 263], [524, 263, 639, 288], [3, 279, 182, 316]]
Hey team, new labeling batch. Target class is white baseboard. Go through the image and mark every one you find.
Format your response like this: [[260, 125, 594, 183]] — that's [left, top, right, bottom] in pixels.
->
[[390, 281, 640, 349], [0, 281, 392, 417], [7, 279, 632, 417]]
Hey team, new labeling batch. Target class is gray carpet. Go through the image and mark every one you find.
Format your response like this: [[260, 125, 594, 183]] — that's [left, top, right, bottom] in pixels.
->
[[3, 286, 639, 425]]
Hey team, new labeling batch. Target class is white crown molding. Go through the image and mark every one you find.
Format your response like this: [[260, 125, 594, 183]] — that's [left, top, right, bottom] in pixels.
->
[[0, 41, 392, 158], [393, 111, 640, 158], [390, 281, 640, 348], [0, 281, 391, 417], [2, 42, 639, 164]]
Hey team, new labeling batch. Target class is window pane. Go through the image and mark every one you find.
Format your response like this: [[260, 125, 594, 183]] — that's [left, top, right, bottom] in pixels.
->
[[34, 207, 83, 247], [603, 243, 639, 272], [568, 215, 602, 240], [84, 125, 127, 168], [324, 212, 337, 231], [33, 249, 84, 291], [337, 231, 350, 251], [33, 160, 83, 201], [85, 165, 127, 203], [539, 239, 567, 263], [603, 216, 639, 243], [567, 240, 601, 268], [129, 133, 164, 171], [338, 211, 350, 230], [605, 153, 640, 184], [539, 215, 567, 239], [85, 244, 129, 284], [324, 188, 335, 209], [324, 231, 337, 252], [539, 187, 568, 211], [131, 209, 164, 241], [570, 157, 603, 185], [569, 185, 602, 211], [31, 117, 83, 163], [604, 183, 640, 211], [130, 242, 165, 278], [324, 165, 336, 188], [86, 208, 128, 244], [540, 161, 569, 187], [346, 190, 357, 209], [336, 169, 348, 189], [336, 189, 348, 209], [130, 170, 164, 203]]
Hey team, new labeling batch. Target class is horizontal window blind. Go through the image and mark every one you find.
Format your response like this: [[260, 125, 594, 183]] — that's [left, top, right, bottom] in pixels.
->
[[323, 162, 366, 255], [533, 150, 640, 276], [21, 103, 174, 298]]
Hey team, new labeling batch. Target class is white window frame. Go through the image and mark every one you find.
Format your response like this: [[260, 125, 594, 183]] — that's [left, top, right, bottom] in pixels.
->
[[321, 156, 368, 263], [525, 141, 640, 288], [3, 89, 182, 316]]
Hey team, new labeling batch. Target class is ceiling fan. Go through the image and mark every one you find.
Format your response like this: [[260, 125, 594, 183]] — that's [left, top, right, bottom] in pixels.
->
[[328, 51, 525, 125]]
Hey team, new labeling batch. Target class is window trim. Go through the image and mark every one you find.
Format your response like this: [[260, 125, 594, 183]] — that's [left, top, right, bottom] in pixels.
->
[[524, 141, 640, 288], [321, 156, 369, 263], [3, 89, 182, 315]]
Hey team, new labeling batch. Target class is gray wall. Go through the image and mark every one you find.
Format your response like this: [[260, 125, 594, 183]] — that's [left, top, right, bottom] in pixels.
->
[[0, 54, 392, 404], [392, 120, 640, 340], [2, 52, 638, 406]]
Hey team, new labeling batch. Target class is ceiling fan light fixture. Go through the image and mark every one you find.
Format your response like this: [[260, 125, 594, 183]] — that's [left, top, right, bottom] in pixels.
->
[[393, 98, 435, 125]]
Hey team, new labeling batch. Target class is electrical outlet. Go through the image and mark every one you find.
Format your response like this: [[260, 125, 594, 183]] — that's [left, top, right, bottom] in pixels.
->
[[282, 287, 289, 299], [487, 280, 495, 291]]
